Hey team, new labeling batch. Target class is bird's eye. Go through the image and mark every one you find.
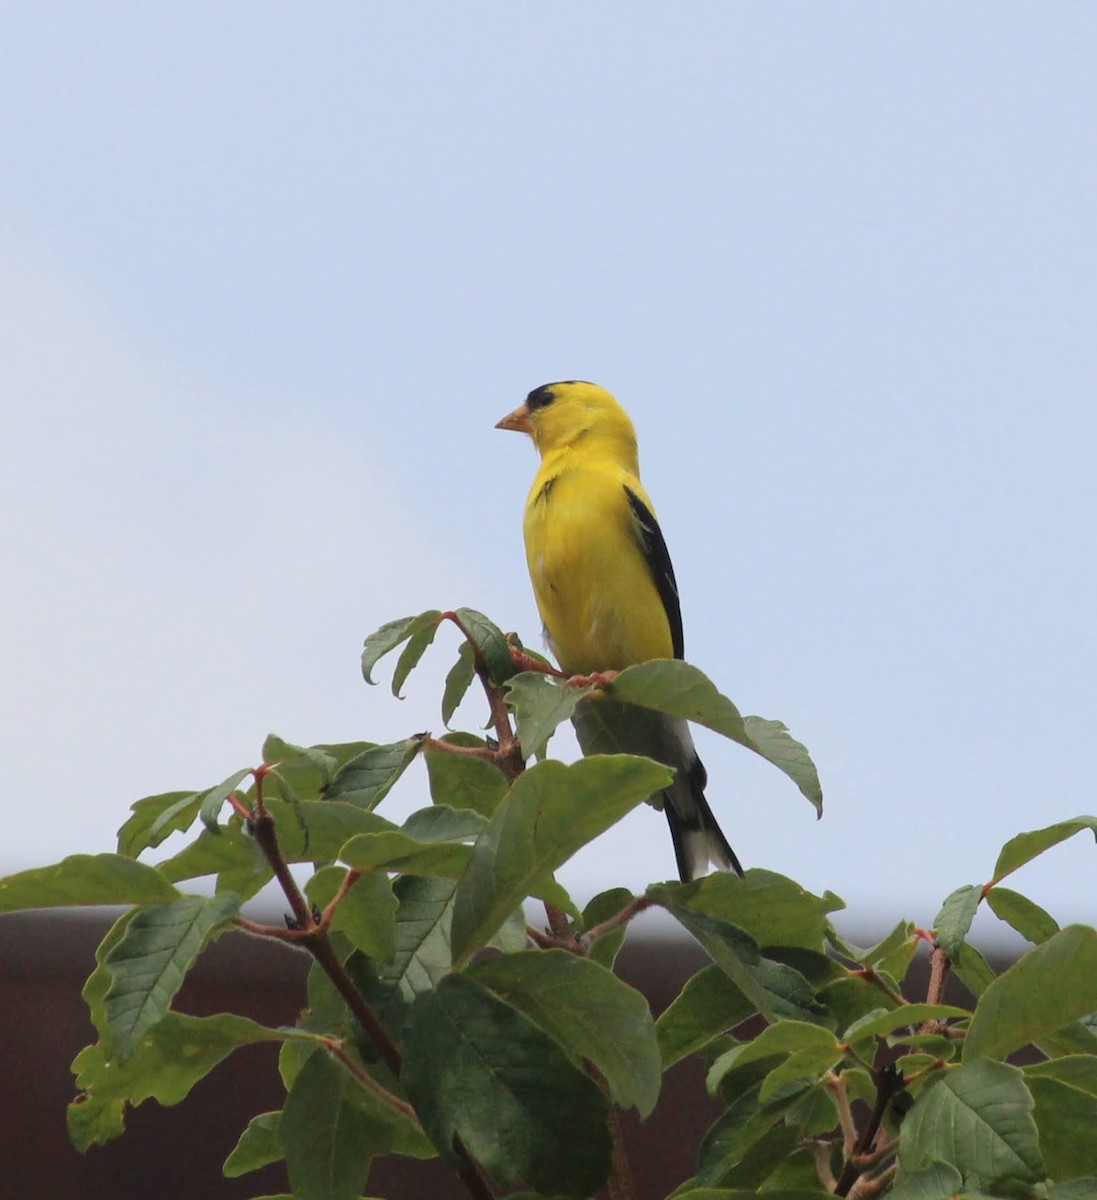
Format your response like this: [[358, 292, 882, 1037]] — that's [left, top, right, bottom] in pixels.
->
[[526, 385, 556, 412]]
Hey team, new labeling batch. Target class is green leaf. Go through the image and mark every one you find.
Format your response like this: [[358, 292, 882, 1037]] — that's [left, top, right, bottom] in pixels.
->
[[888, 1161, 964, 1200], [469, 949, 661, 1116], [451, 607, 515, 685], [992, 816, 1097, 883], [358, 874, 458, 1040], [425, 734, 508, 816], [965, 926, 1097, 1061], [103, 893, 241, 1060], [361, 610, 442, 685], [69, 1011, 285, 1151], [844, 1004, 969, 1043], [338, 806, 484, 879], [656, 964, 754, 1068], [199, 767, 252, 832], [223, 1110, 283, 1178], [707, 1022, 841, 1094], [392, 617, 442, 699], [323, 737, 425, 809], [985, 886, 1060, 945], [651, 883, 826, 1026], [898, 1058, 1044, 1191], [695, 1081, 783, 1186], [262, 735, 339, 782], [0, 854, 180, 912], [952, 942, 997, 1001], [581, 887, 635, 970], [281, 1051, 379, 1200], [669, 870, 843, 954], [740, 715, 823, 817], [1027, 1074, 1097, 1179], [606, 660, 823, 812], [117, 791, 202, 857], [1036, 1016, 1097, 1058], [305, 868, 397, 962], [157, 801, 393, 888], [505, 671, 591, 759], [441, 639, 477, 727], [450, 755, 672, 968], [934, 885, 982, 958], [1046, 1181, 1097, 1200], [402, 974, 611, 1197]]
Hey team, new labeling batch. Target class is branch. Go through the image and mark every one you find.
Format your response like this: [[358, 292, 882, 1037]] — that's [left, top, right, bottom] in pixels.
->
[[834, 1066, 904, 1197], [582, 894, 653, 947], [322, 1037, 419, 1124], [242, 793, 497, 1200]]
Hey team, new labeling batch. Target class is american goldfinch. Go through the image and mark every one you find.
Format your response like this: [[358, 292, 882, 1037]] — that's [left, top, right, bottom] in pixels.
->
[[496, 380, 743, 881]]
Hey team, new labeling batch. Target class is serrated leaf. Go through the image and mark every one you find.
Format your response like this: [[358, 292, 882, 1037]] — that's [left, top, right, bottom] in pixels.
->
[[103, 893, 241, 1060], [985, 886, 1060, 945], [505, 671, 591, 759], [361, 611, 442, 685], [391, 619, 441, 699], [323, 738, 424, 810], [425, 735, 509, 817], [262, 735, 339, 783], [740, 715, 823, 816], [359, 874, 458, 1041], [707, 1022, 841, 1094], [965, 926, 1097, 1061], [934, 884, 982, 958], [605, 660, 822, 812], [0, 854, 180, 912], [69, 1011, 285, 1151], [402, 974, 610, 1197], [199, 767, 252, 832], [992, 816, 1097, 883], [899, 1058, 1044, 1190], [117, 791, 201, 857], [441, 639, 477, 727], [450, 755, 672, 968], [338, 806, 483, 879], [668, 870, 842, 954], [656, 964, 755, 1068], [223, 1110, 283, 1178], [651, 883, 826, 1026], [468, 949, 661, 1116], [845, 1004, 969, 1043], [451, 607, 515, 686], [695, 1081, 783, 1186], [157, 801, 393, 888], [305, 868, 397, 962]]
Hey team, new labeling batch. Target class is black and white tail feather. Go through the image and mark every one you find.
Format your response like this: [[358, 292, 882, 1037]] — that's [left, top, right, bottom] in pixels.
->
[[663, 727, 743, 882], [571, 699, 743, 883]]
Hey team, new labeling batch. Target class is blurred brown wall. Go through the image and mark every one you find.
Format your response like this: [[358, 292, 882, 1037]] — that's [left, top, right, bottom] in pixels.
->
[[1, 910, 943, 1200]]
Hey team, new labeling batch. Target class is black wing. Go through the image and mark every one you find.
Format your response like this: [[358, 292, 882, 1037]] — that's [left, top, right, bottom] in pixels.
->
[[624, 486, 685, 660]]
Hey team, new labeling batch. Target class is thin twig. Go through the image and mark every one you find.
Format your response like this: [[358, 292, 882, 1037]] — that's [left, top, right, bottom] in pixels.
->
[[319, 868, 362, 927], [824, 1072, 858, 1159], [812, 1139, 837, 1191], [582, 894, 653, 947], [322, 1037, 419, 1124], [848, 1163, 896, 1200], [243, 790, 497, 1200], [849, 966, 906, 1007]]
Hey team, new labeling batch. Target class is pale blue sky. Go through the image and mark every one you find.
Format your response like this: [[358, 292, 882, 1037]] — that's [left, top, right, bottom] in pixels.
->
[[3, 4, 1095, 938]]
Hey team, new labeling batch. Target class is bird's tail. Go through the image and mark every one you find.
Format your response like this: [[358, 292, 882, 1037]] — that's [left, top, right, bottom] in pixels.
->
[[664, 752, 744, 882]]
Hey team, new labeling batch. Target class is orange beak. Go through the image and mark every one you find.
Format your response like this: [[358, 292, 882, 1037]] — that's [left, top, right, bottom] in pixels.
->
[[495, 403, 533, 434]]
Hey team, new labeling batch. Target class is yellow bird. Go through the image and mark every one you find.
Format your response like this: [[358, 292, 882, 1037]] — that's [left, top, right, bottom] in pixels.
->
[[496, 380, 743, 881]]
